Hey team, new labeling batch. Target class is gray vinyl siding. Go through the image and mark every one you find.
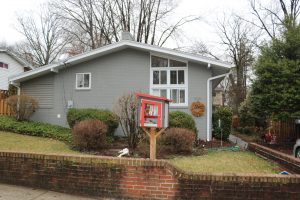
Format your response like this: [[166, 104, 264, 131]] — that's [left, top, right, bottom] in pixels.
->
[[21, 48, 212, 140], [22, 75, 54, 109]]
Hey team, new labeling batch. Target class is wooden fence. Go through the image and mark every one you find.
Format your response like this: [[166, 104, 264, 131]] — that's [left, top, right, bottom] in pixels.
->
[[273, 120, 299, 143], [0, 99, 12, 116]]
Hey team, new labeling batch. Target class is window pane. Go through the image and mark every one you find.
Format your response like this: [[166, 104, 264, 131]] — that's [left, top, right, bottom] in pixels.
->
[[153, 71, 159, 84], [178, 70, 185, 84], [180, 90, 185, 103], [77, 74, 84, 88], [160, 89, 167, 98], [0, 62, 3, 68], [171, 89, 178, 103], [160, 71, 167, 84], [170, 71, 177, 84], [151, 56, 168, 67], [4, 64, 8, 69], [170, 59, 186, 67], [152, 89, 159, 96], [84, 74, 90, 87]]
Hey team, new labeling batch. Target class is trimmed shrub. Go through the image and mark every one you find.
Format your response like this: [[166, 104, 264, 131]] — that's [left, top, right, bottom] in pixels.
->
[[161, 128, 195, 153], [212, 107, 233, 140], [0, 116, 71, 142], [67, 108, 118, 136], [6, 94, 38, 121], [169, 111, 198, 136], [72, 119, 108, 151]]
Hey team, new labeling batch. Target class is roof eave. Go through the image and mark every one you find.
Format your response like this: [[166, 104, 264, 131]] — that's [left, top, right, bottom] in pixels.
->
[[9, 40, 233, 83]]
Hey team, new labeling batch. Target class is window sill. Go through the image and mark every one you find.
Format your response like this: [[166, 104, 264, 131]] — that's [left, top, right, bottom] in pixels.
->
[[75, 88, 91, 91], [170, 105, 189, 109]]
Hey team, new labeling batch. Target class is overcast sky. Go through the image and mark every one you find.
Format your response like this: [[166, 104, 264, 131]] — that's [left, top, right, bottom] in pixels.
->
[[0, 0, 267, 57]]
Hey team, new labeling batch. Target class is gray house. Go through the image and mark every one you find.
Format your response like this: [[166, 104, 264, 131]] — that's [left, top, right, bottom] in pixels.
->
[[9, 33, 232, 141]]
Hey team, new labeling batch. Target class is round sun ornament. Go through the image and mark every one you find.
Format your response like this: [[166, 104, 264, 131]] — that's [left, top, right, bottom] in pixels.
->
[[190, 101, 205, 117]]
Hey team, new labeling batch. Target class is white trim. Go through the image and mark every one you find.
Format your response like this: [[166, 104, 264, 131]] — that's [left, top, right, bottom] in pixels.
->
[[206, 72, 231, 141], [75, 72, 92, 90], [9, 40, 232, 83], [149, 54, 188, 107]]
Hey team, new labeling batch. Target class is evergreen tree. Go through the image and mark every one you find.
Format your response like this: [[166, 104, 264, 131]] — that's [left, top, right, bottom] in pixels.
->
[[250, 19, 300, 120]]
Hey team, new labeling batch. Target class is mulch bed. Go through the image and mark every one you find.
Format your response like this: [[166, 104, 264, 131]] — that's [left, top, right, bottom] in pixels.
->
[[197, 138, 234, 149], [80, 137, 234, 159]]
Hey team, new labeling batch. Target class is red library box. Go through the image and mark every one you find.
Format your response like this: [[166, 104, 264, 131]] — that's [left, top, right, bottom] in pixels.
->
[[136, 92, 171, 128]]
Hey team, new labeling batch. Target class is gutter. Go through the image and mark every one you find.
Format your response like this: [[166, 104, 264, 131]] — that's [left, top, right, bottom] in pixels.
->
[[206, 72, 231, 141]]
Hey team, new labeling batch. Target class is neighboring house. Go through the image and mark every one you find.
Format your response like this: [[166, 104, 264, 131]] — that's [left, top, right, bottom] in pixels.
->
[[0, 49, 33, 91], [213, 87, 224, 107], [9, 32, 232, 141]]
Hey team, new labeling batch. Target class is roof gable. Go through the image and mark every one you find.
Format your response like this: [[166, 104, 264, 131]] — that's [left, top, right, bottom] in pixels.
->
[[0, 49, 34, 70], [9, 40, 232, 83]]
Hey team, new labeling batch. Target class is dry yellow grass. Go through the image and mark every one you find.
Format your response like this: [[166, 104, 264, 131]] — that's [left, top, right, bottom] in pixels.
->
[[0, 131, 84, 155], [169, 150, 281, 174]]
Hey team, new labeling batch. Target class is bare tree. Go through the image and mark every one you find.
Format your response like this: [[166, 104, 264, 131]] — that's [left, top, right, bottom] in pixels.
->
[[217, 16, 257, 114], [174, 40, 220, 60], [248, 0, 300, 40], [50, 0, 111, 52], [50, 0, 200, 54], [17, 5, 69, 66], [114, 92, 141, 149], [105, 0, 200, 46]]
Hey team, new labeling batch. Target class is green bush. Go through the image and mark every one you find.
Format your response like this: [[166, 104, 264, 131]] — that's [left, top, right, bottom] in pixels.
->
[[0, 116, 71, 142], [169, 111, 198, 136], [67, 108, 119, 136], [72, 119, 107, 151], [161, 128, 195, 153], [212, 107, 233, 140]]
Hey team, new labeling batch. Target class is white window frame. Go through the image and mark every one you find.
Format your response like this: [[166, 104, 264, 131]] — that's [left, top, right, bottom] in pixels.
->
[[150, 53, 188, 107], [75, 73, 91, 90]]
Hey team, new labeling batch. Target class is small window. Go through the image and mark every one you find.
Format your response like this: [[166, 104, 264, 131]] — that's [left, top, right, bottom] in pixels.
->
[[170, 59, 187, 67], [152, 89, 168, 98], [76, 73, 91, 89], [0, 62, 8, 69], [151, 56, 168, 67], [153, 70, 167, 85], [170, 70, 185, 85], [171, 89, 185, 104]]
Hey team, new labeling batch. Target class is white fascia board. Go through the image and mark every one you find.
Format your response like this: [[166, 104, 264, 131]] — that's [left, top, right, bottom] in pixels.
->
[[9, 62, 62, 82], [9, 40, 232, 83], [125, 41, 233, 68], [65, 41, 127, 65]]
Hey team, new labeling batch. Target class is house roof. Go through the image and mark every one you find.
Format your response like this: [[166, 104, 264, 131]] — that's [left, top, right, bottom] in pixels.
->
[[9, 40, 233, 83], [0, 49, 34, 70]]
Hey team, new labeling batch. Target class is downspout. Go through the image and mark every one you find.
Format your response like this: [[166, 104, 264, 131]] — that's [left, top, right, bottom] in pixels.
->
[[206, 72, 231, 141]]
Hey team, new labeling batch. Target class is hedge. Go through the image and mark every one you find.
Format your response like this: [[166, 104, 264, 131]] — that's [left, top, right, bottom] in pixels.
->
[[0, 116, 71, 142], [169, 111, 198, 136], [67, 108, 119, 136]]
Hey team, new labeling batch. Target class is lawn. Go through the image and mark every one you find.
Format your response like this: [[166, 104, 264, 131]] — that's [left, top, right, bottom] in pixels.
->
[[0, 131, 282, 174], [169, 150, 281, 174], [0, 131, 84, 155]]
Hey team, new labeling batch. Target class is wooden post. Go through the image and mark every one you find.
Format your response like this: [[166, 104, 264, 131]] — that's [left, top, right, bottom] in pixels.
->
[[150, 128, 156, 160], [142, 127, 165, 160]]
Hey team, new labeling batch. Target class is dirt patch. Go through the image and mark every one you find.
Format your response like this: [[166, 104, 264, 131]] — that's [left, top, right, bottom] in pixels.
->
[[197, 138, 234, 149]]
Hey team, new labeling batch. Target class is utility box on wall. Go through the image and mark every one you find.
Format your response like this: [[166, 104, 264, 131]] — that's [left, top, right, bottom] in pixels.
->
[[136, 92, 171, 128]]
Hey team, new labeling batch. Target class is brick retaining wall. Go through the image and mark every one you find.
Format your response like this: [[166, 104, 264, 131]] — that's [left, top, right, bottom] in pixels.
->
[[248, 142, 300, 174], [0, 151, 300, 199]]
